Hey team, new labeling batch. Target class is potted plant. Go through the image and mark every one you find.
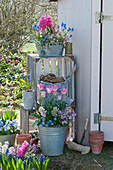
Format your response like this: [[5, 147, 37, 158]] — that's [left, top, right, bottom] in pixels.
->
[[30, 15, 74, 57], [30, 130, 39, 145], [32, 84, 76, 156], [20, 74, 34, 110], [0, 110, 18, 146], [0, 140, 49, 170]]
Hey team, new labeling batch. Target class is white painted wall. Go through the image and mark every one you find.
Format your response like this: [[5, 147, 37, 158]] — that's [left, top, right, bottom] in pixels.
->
[[58, 0, 100, 144]]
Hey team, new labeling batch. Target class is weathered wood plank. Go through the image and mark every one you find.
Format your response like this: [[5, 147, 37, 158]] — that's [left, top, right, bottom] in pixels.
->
[[36, 59, 42, 100], [44, 58, 50, 75], [72, 61, 74, 100], [58, 58, 62, 76], [51, 58, 56, 75]]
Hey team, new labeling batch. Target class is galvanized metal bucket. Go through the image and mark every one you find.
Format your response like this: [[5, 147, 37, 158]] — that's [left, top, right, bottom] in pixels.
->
[[0, 134, 16, 146], [39, 127, 67, 156], [36, 42, 64, 57], [22, 91, 35, 110]]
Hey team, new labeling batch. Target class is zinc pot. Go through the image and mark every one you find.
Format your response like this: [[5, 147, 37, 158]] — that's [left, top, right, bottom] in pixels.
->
[[22, 91, 35, 110], [0, 134, 16, 146], [16, 134, 31, 145], [89, 131, 104, 154], [39, 127, 67, 156], [36, 42, 63, 57]]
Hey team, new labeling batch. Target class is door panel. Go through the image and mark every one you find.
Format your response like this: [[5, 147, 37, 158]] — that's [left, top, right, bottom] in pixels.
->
[[101, 0, 113, 141]]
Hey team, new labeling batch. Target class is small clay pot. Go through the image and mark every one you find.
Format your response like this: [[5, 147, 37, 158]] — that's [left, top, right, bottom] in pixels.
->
[[89, 131, 104, 154], [16, 134, 31, 145]]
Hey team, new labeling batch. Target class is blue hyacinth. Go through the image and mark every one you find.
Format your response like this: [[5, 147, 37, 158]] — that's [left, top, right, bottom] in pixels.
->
[[27, 74, 30, 79], [0, 119, 3, 126], [54, 118, 57, 121], [40, 154, 45, 165], [30, 34, 34, 36], [58, 111, 61, 115], [67, 27, 71, 32], [23, 75, 26, 79], [57, 25, 60, 29], [61, 22, 64, 27]]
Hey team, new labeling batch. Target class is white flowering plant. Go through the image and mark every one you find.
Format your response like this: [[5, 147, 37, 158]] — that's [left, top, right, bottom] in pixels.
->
[[0, 111, 18, 135]]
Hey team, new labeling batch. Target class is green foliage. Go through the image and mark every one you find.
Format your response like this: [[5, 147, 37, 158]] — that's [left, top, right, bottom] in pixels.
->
[[0, 0, 57, 55], [20, 76, 34, 92], [0, 53, 26, 107], [0, 154, 49, 170]]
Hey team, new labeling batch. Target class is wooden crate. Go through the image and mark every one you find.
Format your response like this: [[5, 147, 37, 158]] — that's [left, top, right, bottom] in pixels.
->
[[27, 54, 75, 103]]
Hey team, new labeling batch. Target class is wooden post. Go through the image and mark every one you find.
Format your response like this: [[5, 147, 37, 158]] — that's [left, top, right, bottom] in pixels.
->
[[20, 104, 35, 134]]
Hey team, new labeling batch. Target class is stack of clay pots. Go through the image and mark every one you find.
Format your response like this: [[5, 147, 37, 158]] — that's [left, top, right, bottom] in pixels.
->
[[89, 131, 104, 154]]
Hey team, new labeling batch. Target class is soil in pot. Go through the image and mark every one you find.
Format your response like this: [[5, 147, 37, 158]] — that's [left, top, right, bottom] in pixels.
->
[[16, 134, 31, 145], [89, 131, 104, 154]]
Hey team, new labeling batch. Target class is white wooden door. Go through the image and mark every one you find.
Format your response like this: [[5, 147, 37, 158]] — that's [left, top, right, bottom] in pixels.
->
[[101, 0, 113, 141]]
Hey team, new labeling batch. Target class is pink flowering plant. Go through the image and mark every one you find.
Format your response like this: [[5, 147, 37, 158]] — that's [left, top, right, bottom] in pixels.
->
[[30, 15, 74, 55], [32, 84, 76, 128], [0, 141, 49, 170]]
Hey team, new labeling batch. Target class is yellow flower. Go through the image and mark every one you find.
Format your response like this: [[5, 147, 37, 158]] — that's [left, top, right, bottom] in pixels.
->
[[53, 107, 58, 112], [51, 110, 56, 116]]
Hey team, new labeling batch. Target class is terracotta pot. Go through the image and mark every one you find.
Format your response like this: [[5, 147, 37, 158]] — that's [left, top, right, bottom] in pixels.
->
[[16, 134, 31, 145], [89, 131, 104, 154], [0, 134, 16, 147]]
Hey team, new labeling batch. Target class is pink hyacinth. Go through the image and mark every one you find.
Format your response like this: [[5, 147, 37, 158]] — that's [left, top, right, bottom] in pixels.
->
[[21, 141, 29, 155], [39, 15, 47, 30], [41, 91, 46, 98], [37, 83, 44, 90], [60, 88, 68, 94], [46, 15, 52, 28], [17, 147, 24, 158], [57, 95, 61, 100], [46, 86, 53, 93], [52, 85, 58, 92]]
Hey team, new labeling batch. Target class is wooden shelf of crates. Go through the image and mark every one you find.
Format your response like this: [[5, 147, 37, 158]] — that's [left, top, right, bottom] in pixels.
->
[[20, 53, 76, 141]]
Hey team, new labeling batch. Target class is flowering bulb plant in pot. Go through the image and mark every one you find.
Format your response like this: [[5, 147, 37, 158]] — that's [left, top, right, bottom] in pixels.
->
[[30, 14, 74, 57], [0, 111, 18, 146], [32, 84, 76, 156], [20, 74, 35, 110], [0, 140, 49, 170]]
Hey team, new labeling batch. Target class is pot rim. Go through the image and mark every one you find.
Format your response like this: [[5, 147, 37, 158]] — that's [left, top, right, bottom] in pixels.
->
[[0, 134, 16, 137], [89, 131, 104, 135], [16, 134, 31, 138]]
